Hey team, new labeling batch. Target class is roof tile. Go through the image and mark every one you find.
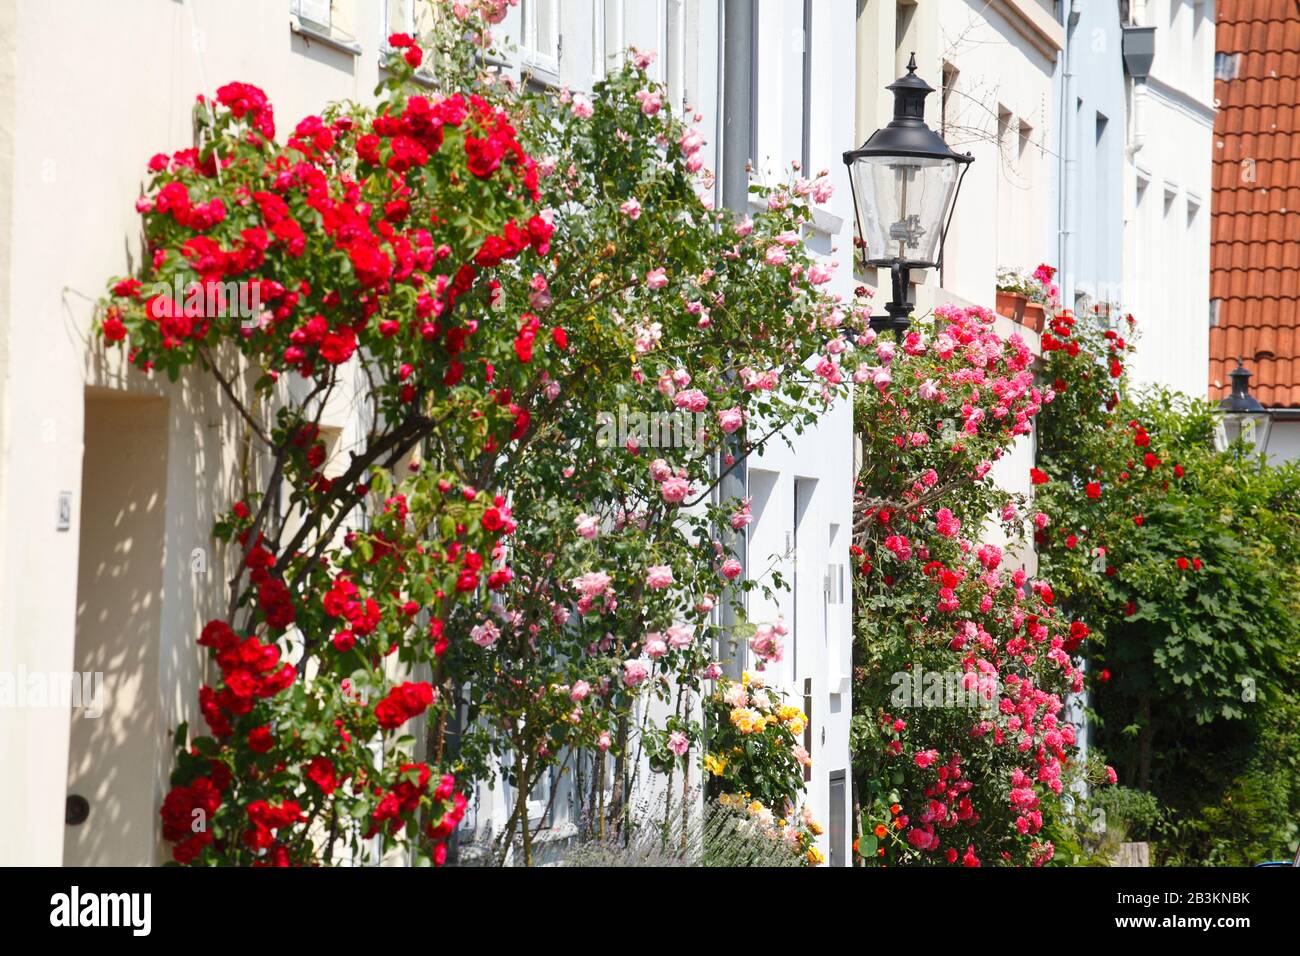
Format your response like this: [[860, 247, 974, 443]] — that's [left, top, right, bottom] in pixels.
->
[[1211, 0, 1300, 406]]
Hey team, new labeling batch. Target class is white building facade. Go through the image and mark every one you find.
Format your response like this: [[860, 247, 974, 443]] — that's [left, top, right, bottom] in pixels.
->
[[1121, 0, 1217, 397], [0, 0, 857, 866]]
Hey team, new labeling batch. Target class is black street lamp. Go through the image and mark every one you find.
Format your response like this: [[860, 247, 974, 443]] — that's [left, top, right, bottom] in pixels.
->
[[1216, 358, 1273, 458], [843, 53, 973, 338]]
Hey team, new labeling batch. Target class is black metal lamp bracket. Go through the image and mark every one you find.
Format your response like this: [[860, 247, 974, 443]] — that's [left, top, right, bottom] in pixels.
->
[[862, 261, 912, 339]]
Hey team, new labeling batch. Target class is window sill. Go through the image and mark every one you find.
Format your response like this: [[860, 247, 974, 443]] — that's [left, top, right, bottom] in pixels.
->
[[378, 51, 439, 89], [290, 15, 362, 57], [518, 52, 561, 88]]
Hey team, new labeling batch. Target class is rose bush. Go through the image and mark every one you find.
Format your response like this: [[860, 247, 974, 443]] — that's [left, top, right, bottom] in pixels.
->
[[408, 11, 859, 861], [98, 20, 560, 864], [850, 302, 1114, 866], [1034, 307, 1300, 862], [703, 672, 809, 808]]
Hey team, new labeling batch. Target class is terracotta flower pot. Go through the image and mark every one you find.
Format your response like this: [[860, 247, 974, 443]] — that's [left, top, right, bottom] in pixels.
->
[[1022, 302, 1046, 333], [995, 290, 1026, 324]]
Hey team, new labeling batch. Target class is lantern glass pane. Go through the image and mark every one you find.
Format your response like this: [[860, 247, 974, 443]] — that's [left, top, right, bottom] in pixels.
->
[[848, 155, 960, 267], [1218, 412, 1273, 456]]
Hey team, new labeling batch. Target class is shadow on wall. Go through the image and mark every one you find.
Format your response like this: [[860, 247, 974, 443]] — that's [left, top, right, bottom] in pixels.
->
[[65, 389, 168, 866]]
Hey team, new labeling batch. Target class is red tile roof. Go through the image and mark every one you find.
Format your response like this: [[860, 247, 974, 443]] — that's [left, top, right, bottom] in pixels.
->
[[1211, 0, 1300, 408]]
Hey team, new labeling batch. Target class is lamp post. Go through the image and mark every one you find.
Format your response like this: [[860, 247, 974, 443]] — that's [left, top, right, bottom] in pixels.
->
[[1216, 358, 1273, 458], [843, 53, 973, 338]]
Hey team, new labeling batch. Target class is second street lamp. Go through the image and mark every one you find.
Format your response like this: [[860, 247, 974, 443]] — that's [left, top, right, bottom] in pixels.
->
[[844, 53, 973, 338], [1216, 358, 1273, 458]]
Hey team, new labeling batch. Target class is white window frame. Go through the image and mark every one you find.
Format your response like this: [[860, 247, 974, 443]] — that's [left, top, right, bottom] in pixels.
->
[[592, 0, 606, 80], [520, 0, 561, 78], [380, 0, 415, 51], [664, 0, 686, 108], [602, 0, 625, 74]]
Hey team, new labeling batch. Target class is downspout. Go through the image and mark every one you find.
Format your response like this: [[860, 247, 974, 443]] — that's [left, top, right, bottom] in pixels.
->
[[1057, 0, 1080, 310], [718, 0, 754, 682], [1126, 0, 1148, 160]]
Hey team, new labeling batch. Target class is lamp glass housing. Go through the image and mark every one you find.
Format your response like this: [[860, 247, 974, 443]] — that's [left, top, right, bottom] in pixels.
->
[[1216, 411, 1272, 457], [847, 153, 962, 269]]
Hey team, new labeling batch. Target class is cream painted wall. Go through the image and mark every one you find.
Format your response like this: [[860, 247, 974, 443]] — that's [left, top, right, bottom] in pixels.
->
[[0, 0, 398, 866], [936, 0, 1060, 312]]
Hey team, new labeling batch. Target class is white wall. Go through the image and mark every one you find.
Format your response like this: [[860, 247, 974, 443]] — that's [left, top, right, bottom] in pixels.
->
[[1265, 420, 1300, 467], [1122, 0, 1215, 399], [937, 0, 1062, 310]]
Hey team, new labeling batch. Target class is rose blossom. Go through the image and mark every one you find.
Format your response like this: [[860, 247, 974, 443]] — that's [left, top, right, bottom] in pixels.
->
[[470, 620, 499, 648], [914, 749, 939, 769], [622, 660, 650, 687], [665, 623, 693, 649], [645, 564, 674, 590], [717, 407, 743, 434], [635, 89, 662, 115], [660, 476, 692, 503], [673, 388, 708, 412], [571, 94, 594, 119]]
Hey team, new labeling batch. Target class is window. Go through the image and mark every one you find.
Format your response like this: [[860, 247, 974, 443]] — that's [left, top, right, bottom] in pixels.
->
[[793, 477, 816, 677], [382, 0, 414, 45], [592, 0, 606, 77], [291, 0, 362, 55], [664, 0, 687, 109], [1214, 52, 1240, 82], [520, 0, 560, 76], [895, 0, 917, 78], [596, 0, 625, 75], [801, 0, 813, 174], [294, 0, 332, 30]]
